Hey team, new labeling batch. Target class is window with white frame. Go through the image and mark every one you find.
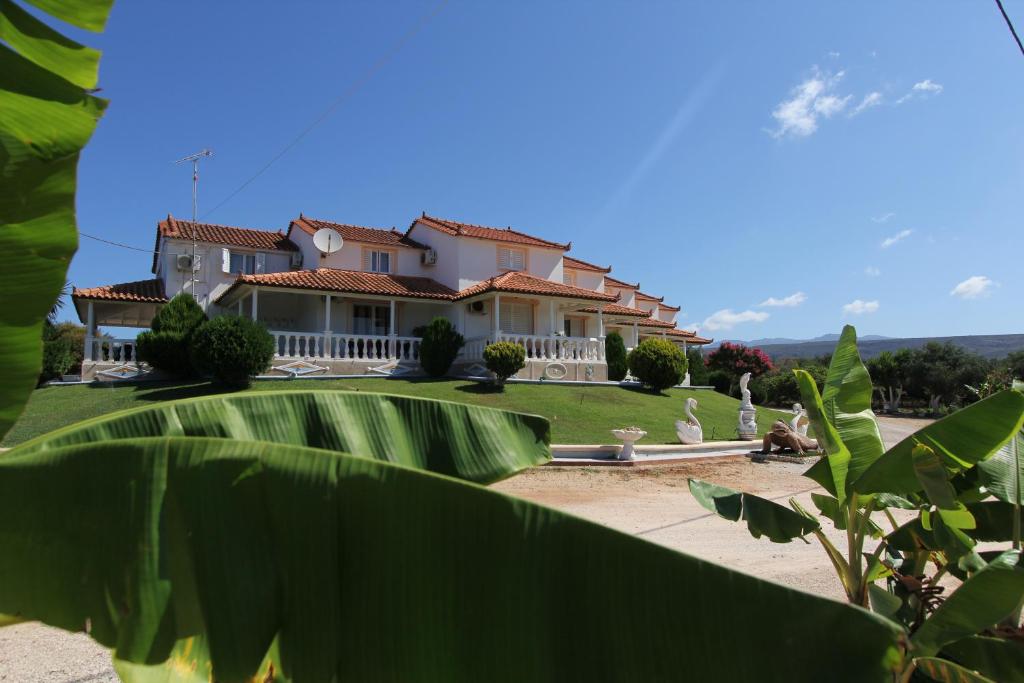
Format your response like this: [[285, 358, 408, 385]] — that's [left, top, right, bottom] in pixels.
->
[[497, 246, 526, 271], [363, 249, 392, 273], [499, 301, 533, 335], [352, 304, 391, 335], [222, 249, 266, 275]]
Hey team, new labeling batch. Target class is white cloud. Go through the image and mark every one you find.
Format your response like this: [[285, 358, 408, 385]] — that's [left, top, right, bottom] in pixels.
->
[[864, 266, 881, 277], [881, 229, 912, 248], [843, 299, 880, 315], [699, 309, 770, 332], [871, 212, 895, 223], [769, 68, 851, 138], [850, 91, 883, 116], [759, 291, 807, 307], [896, 79, 943, 104], [950, 275, 995, 300], [828, 51, 841, 59]]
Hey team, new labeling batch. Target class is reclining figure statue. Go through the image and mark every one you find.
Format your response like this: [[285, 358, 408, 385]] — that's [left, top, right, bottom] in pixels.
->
[[760, 419, 819, 455]]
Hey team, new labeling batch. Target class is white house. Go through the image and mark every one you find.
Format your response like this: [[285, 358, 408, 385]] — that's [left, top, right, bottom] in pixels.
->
[[72, 212, 710, 381]]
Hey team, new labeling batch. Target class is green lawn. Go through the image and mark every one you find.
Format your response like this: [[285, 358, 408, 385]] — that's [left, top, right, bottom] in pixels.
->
[[2, 378, 790, 447]]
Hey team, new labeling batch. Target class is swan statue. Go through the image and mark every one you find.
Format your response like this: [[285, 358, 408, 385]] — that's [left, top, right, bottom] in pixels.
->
[[790, 403, 809, 436], [675, 397, 703, 445]]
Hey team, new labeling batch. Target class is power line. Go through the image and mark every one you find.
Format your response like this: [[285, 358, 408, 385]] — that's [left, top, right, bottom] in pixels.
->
[[80, 231, 154, 253], [201, 0, 449, 220], [995, 0, 1024, 57]]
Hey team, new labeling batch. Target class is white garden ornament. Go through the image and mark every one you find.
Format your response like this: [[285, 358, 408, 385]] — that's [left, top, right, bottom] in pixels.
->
[[789, 403, 810, 436], [737, 372, 758, 440], [675, 397, 703, 445], [611, 427, 647, 461]]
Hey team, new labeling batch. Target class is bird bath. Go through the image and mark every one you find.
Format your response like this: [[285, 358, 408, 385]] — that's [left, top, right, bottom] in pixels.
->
[[611, 427, 647, 461]]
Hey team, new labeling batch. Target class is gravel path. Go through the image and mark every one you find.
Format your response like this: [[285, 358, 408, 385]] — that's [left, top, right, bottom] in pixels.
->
[[0, 416, 931, 681]]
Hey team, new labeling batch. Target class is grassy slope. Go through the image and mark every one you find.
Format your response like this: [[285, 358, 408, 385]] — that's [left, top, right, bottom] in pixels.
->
[[2, 379, 789, 447]]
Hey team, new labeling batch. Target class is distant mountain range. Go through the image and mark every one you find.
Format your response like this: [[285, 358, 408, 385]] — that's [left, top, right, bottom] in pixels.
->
[[705, 334, 1024, 360]]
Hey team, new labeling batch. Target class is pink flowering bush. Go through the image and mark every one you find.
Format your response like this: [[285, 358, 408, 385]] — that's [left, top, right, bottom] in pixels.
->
[[705, 342, 773, 395]]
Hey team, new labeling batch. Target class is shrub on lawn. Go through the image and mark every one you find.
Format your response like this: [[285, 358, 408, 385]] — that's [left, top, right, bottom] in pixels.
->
[[605, 331, 628, 381], [39, 324, 75, 385], [627, 338, 687, 392], [418, 317, 465, 377], [483, 341, 526, 387], [190, 315, 275, 389], [707, 370, 732, 395], [137, 294, 207, 376], [686, 348, 708, 386]]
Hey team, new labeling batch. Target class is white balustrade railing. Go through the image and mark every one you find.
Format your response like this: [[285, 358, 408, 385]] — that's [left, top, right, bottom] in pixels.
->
[[269, 331, 421, 362], [84, 337, 137, 363], [460, 334, 606, 363]]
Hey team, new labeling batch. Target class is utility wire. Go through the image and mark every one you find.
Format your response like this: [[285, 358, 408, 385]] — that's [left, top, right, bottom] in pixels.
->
[[80, 231, 155, 253], [201, 0, 449, 220], [995, 0, 1024, 57]]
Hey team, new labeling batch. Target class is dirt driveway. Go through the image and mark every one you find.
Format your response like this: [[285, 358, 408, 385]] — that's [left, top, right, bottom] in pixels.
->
[[0, 417, 930, 681]]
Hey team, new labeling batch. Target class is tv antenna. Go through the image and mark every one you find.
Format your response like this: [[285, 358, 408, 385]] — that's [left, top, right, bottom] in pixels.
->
[[174, 148, 214, 300]]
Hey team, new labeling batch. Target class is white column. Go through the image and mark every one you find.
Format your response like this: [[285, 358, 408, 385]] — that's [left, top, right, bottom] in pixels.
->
[[251, 287, 259, 321], [633, 321, 639, 347], [493, 294, 501, 341], [661, 330, 666, 339], [84, 300, 95, 361], [389, 299, 397, 358], [237, 298, 243, 316], [548, 299, 555, 335], [682, 339, 687, 354], [323, 294, 332, 358], [597, 306, 605, 338]]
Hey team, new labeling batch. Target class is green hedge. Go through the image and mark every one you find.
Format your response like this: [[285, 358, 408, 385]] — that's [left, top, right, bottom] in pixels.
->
[[605, 331, 628, 381], [418, 317, 464, 377], [190, 316, 275, 389], [627, 338, 687, 392], [136, 294, 207, 376]]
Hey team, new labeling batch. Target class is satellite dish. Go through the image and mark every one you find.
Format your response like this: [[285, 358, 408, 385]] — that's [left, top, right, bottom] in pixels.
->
[[313, 228, 343, 254]]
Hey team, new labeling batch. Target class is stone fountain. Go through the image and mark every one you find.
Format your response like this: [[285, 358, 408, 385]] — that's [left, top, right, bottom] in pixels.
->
[[611, 427, 647, 461]]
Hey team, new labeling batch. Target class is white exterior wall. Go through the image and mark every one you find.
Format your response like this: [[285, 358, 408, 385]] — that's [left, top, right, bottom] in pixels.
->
[[607, 287, 637, 308], [658, 309, 678, 324], [571, 269, 605, 292], [287, 228, 429, 277]]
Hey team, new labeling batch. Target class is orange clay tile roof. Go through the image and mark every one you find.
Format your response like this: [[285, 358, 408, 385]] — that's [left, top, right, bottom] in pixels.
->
[[637, 327, 712, 344], [216, 268, 457, 302], [563, 255, 611, 273], [603, 275, 639, 290], [289, 216, 428, 249], [72, 278, 168, 303], [634, 317, 677, 329], [153, 215, 297, 272], [412, 213, 571, 250], [577, 303, 651, 317], [634, 290, 664, 303], [455, 271, 618, 302], [658, 302, 681, 312]]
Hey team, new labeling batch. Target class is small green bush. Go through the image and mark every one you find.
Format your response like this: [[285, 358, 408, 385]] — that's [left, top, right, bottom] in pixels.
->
[[483, 341, 526, 387], [190, 316, 275, 388], [605, 331, 628, 381], [39, 331, 74, 385], [418, 317, 464, 377], [137, 294, 207, 376], [627, 338, 687, 392], [707, 370, 732, 395], [686, 348, 708, 386]]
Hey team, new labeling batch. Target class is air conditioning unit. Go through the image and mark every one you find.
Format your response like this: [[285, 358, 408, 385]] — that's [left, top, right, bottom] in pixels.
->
[[290, 251, 304, 270], [466, 300, 487, 315], [420, 248, 438, 266], [175, 254, 193, 271]]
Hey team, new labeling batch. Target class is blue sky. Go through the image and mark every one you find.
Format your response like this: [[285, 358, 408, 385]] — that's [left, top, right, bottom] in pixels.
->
[[64, 1, 1024, 340]]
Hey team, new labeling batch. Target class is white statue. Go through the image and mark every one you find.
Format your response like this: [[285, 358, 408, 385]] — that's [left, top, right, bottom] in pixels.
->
[[737, 372, 757, 440], [790, 403, 809, 436], [675, 397, 703, 444]]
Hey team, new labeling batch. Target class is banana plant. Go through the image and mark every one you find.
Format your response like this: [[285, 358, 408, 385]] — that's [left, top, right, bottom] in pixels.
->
[[689, 326, 1024, 682]]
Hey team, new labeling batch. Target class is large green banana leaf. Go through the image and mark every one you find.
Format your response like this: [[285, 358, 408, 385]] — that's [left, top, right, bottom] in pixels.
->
[[9, 390, 551, 484], [0, 0, 111, 440], [795, 369, 856, 503], [0, 437, 904, 682], [852, 388, 1024, 495], [976, 429, 1023, 505], [941, 636, 1024, 683], [688, 478, 820, 542], [821, 325, 886, 466]]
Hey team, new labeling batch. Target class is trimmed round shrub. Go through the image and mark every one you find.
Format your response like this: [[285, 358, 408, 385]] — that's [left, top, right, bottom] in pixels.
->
[[483, 341, 526, 387], [707, 370, 732, 395], [605, 331, 628, 382], [419, 317, 464, 377], [626, 338, 687, 392], [190, 315, 275, 388], [137, 294, 207, 376]]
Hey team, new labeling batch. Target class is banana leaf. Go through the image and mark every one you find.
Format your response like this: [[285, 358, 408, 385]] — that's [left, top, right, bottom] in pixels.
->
[[913, 657, 995, 683], [0, 0, 110, 439], [967, 501, 1017, 541], [852, 388, 1024, 495], [821, 325, 886, 466], [811, 493, 883, 537], [976, 430, 1023, 505], [9, 390, 551, 484], [911, 550, 1024, 658], [688, 479, 820, 542], [941, 636, 1024, 683], [0, 437, 904, 682], [795, 369, 856, 503]]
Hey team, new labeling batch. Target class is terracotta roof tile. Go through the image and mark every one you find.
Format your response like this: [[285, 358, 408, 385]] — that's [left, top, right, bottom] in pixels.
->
[[637, 327, 712, 344], [658, 302, 681, 312], [153, 215, 296, 272], [634, 317, 677, 329], [217, 268, 456, 302], [455, 271, 617, 302], [289, 216, 428, 249], [413, 213, 571, 250], [604, 275, 639, 290], [72, 278, 168, 303], [634, 291, 664, 303], [577, 303, 651, 318], [563, 255, 611, 273]]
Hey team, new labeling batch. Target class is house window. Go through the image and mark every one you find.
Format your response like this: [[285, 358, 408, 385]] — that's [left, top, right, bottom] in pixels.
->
[[364, 249, 392, 273], [499, 301, 533, 335], [497, 247, 526, 271], [352, 304, 391, 335], [563, 269, 576, 286], [223, 249, 265, 275], [564, 317, 586, 338]]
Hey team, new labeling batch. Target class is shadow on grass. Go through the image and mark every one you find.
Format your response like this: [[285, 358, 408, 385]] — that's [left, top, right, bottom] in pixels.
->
[[120, 380, 227, 402], [454, 381, 503, 395], [618, 384, 670, 398]]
